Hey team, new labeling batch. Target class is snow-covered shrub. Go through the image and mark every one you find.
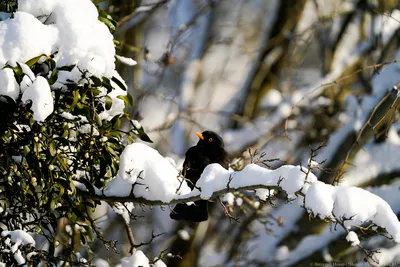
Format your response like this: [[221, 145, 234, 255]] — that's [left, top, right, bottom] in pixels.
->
[[0, 0, 149, 265]]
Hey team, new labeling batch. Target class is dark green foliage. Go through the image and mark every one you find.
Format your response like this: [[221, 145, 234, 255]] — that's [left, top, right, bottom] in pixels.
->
[[0, 0, 17, 14], [0, 53, 150, 264]]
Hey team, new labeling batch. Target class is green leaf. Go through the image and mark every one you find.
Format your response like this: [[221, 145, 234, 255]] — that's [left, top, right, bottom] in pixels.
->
[[48, 68, 58, 85], [111, 76, 127, 91], [57, 184, 65, 198], [91, 75, 102, 87], [98, 16, 116, 32], [131, 121, 153, 143], [102, 77, 112, 92], [13, 62, 23, 77], [116, 94, 133, 112], [50, 199, 56, 211], [79, 178, 95, 195], [110, 114, 122, 129], [49, 141, 57, 157], [95, 112, 102, 127], [80, 232, 87, 245], [113, 39, 121, 47], [70, 90, 80, 111], [48, 58, 56, 71], [105, 95, 113, 110], [127, 93, 134, 107], [105, 145, 118, 156], [25, 54, 47, 67]]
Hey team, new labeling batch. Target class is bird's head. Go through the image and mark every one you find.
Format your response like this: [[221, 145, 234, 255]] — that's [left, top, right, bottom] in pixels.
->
[[195, 131, 225, 148]]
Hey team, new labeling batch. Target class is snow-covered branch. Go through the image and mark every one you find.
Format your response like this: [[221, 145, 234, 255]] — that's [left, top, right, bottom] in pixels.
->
[[79, 181, 279, 205], [76, 143, 400, 244]]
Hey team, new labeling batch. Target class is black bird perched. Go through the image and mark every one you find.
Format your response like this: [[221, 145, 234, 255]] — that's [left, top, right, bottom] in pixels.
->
[[170, 131, 229, 222]]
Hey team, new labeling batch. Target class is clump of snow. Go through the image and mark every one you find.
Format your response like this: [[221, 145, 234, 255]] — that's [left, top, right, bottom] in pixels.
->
[[260, 88, 282, 108], [0, 0, 129, 122], [305, 181, 400, 242], [178, 229, 190, 240], [131, 119, 142, 129], [308, 158, 319, 168], [275, 246, 290, 261], [116, 55, 137, 66], [370, 244, 400, 266], [93, 258, 110, 267], [1, 230, 35, 265], [1, 230, 35, 246], [223, 192, 235, 205], [346, 231, 360, 246], [120, 250, 149, 267], [18, 0, 115, 85], [19, 62, 35, 93], [255, 189, 274, 200], [0, 68, 19, 100], [98, 86, 126, 121], [106, 143, 191, 202], [196, 164, 316, 199], [154, 260, 167, 267], [0, 11, 57, 67], [236, 197, 243, 206], [113, 202, 134, 224], [21, 76, 54, 121]]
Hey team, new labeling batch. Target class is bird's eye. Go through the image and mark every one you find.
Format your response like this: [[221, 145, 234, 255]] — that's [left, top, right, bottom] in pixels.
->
[[208, 138, 213, 142]]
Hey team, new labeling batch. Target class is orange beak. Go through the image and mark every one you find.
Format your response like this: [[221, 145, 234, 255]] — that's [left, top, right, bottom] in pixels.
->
[[196, 132, 204, 140]]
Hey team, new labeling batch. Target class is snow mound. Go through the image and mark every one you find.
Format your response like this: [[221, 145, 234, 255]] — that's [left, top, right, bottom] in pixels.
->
[[0, 0, 125, 122], [21, 76, 53, 121], [306, 181, 400, 242], [105, 143, 191, 202]]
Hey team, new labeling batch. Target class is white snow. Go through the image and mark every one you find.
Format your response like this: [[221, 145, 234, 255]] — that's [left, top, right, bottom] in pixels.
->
[[260, 88, 282, 108], [278, 180, 400, 266], [178, 229, 190, 241], [98, 86, 126, 121], [0, 0, 126, 121], [195, 163, 316, 200], [0, 68, 19, 100], [120, 250, 149, 267], [305, 181, 400, 242], [103, 143, 400, 247], [19, 0, 115, 85], [113, 202, 134, 224], [255, 189, 275, 201], [275, 246, 290, 261], [0, 11, 57, 67], [153, 259, 167, 267], [93, 258, 110, 267], [370, 244, 400, 266], [105, 143, 191, 202], [346, 231, 360, 246], [21, 76, 54, 121], [116, 55, 137, 66], [223, 192, 235, 205], [19, 62, 35, 93], [1, 230, 35, 265], [1, 230, 35, 246]]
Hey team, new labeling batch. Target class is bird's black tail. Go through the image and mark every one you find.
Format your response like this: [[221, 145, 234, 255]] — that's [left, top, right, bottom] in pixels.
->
[[170, 200, 208, 222]]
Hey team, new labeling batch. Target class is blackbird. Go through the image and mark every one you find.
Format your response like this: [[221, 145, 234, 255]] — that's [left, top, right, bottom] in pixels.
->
[[170, 131, 229, 222]]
